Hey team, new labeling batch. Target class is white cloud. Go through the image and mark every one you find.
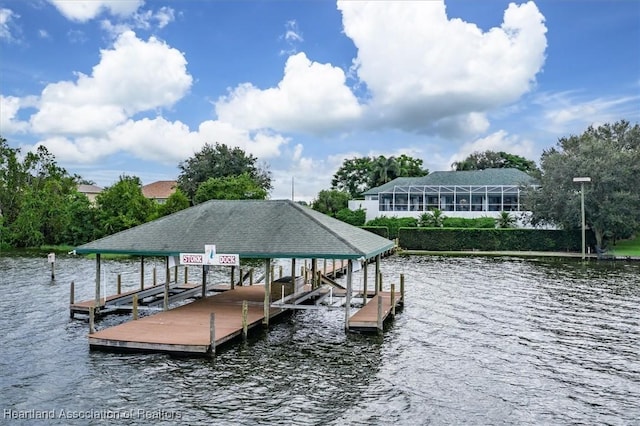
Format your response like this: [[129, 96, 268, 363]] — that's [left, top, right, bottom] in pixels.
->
[[38, 29, 50, 39], [49, 0, 144, 22], [216, 52, 362, 134], [101, 6, 176, 38], [0, 8, 18, 42], [338, 0, 547, 136], [30, 31, 192, 134], [447, 130, 536, 170], [0, 95, 31, 133]]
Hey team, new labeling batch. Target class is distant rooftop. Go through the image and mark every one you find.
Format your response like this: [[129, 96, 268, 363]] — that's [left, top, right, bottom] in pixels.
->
[[142, 180, 177, 200]]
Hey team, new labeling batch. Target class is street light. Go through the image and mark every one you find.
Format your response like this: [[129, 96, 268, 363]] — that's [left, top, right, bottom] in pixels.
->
[[573, 177, 591, 260]]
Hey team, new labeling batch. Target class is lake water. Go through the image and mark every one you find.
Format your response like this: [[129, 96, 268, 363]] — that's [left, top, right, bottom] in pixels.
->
[[1, 253, 638, 425]]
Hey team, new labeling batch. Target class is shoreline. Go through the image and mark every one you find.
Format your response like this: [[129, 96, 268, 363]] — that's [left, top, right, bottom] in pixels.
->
[[397, 249, 640, 261]]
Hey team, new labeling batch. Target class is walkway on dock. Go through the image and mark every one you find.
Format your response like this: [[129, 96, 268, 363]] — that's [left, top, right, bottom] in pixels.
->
[[348, 291, 403, 332], [89, 285, 283, 354]]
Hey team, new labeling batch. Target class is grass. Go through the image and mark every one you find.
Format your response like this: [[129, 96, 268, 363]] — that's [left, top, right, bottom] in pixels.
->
[[611, 235, 640, 257]]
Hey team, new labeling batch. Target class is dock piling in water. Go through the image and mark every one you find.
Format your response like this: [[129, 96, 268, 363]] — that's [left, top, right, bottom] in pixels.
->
[[209, 313, 216, 355], [242, 300, 248, 339], [70, 281, 75, 318], [132, 294, 138, 320]]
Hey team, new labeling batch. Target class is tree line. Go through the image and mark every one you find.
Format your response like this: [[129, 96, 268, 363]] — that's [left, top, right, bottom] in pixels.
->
[[1, 120, 638, 250]]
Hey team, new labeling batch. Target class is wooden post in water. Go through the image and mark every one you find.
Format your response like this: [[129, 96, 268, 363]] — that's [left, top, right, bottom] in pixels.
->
[[291, 259, 296, 293], [378, 272, 383, 293], [94, 254, 101, 310], [140, 256, 145, 290], [242, 300, 248, 339], [400, 274, 405, 305], [69, 281, 75, 318], [311, 259, 318, 290], [332, 259, 336, 277], [270, 265, 275, 286], [209, 313, 216, 355], [184, 266, 188, 284], [374, 255, 381, 295], [279, 265, 283, 279], [164, 258, 170, 311], [153, 267, 157, 287], [345, 260, 353, 332], [363, 261, 368, 306], [231, 266, 235, 290], [391, 283, 396, 316], [117, 274, 122, 295], [174, 265, 178, 283], [89, 306, 95, 334], [249, 268, 254, 286], [377, 294, 383, 334], [263, 259, 271, 327], [323, 259, 327, 277], [239, 268, 243, 286], [132, 294, 138, 320], [201, 265, 207, 298]]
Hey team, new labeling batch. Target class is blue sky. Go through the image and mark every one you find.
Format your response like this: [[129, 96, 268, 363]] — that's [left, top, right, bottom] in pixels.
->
[[1, 0, 638, 202]]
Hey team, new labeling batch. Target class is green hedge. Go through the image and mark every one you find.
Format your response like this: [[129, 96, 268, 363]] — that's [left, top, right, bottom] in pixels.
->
[[399, 227, 596, 252], [442, 217, 496, 228], [361, 226, 390, 239]]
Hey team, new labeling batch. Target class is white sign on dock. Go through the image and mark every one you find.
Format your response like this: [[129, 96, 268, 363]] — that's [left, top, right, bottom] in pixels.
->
[[179, 253, 240, 267], [48, 253, 55, 264], [204, 244, 216, 265]]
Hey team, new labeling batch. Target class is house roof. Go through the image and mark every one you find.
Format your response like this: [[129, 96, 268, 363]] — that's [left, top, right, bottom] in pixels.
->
[[142, 180, 177, 199], [77, 184, 103, 194], [74, 199, 394, 259], [363, 168, 537, 195]]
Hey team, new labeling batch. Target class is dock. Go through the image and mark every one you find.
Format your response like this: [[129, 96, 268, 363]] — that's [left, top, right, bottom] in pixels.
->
[[348, 291, 403, 332], [89, 285, 284, 354], [70, 281, 203, 318]]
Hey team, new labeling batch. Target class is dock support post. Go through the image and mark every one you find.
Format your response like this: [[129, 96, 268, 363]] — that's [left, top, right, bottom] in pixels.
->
[[153, 267, 157, 287], [363, 260, 368, 306], [391, 283, 396, 316], [270, 265, 274, 286], [174, 265, 178, 283], [231, 266, 236, 290], [249, 268, 254, 286], [51, 259, 55, 280], [209, 313, 216, 355], [311, 259, 317, 290], [94, 254, 101, 310], [263, 258, 271, 327], [70, 281, 75, 318], [140, 256, 145, 291], [279, 265, 283, 279], [164, 257, 170, 311], [377, 294, 383, 334], [117, 274, 122, 295], [184, 266, 188, 284], [332, 259, 336, 277], [323, 259, 327, 277], [242, 300, 248, 339], [89, 306, 95, 334], [345, 259, 353, 331], [291, 259, 296, 293], [400, 274, 405, 305], [201, 265, 207, 298], [375, 255, 381, 295], [132, 294, 138, 320]]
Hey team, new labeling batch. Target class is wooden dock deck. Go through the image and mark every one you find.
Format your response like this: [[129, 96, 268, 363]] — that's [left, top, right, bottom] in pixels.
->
[[89, 285, 285, 354], [348, 291, 403, 332]]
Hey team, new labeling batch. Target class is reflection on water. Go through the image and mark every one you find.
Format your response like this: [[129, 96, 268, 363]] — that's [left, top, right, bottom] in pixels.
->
[[0, 253, 638, 424]]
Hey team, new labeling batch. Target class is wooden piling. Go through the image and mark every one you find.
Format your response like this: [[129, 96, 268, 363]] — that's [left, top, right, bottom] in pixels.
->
[[263, 259, 271, 327], [132, 294, 138, 320], [249, 268, 254, 286], [164, 259, 170, 311], [153, 267, 157, 287], [210, 313, 216, 355], [201, 265, 207, 298], [231, 266, 235, 290], [391, 283, 396, 316], [89, 306, 95, 334], [377, 293, 383, 334], [117, 274, 122, 295], [400, 274, 405, 305], [279, 265, 283, 279], [51, 260, 55, 280], [69, 281, 75, 318], [174, 265, 178, 283], [184, 266, 188, 284], [140, 256, 145, 291], [242, 300, 248, 339], [363, 262, 368, 306]]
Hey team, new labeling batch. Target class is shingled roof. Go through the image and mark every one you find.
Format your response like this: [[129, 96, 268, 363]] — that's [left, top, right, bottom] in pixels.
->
[[362, 168, 537, 195], [75, 200, 394, 259]]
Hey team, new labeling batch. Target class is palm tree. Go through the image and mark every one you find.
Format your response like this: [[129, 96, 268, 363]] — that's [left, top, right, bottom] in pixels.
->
[[369, 156, 400, 187], [496, 211, 517, 228]]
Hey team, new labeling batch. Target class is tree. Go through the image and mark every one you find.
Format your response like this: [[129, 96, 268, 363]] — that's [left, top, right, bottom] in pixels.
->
[[158, 188, 190, 217], [194, 173, 268, 204], [524, 121, 640, 248], [496, 211, 517, 228], [311, 189, 350, 217], [396, 154, 429, 178], [452, 150, 538, 175], [335, 208, 366, 226], [331, 157, 374, 198], [95, 175, 155, 237], [177, 142, 272, 203], [418, 208, 445, 227], [369, 155, 401, 188]]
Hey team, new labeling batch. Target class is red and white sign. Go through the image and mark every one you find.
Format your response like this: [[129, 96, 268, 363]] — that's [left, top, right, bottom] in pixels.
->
[[179, 253, 239, 267]]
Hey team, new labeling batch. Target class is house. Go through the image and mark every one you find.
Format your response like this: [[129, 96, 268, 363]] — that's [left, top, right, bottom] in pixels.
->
[[142, 180, 177, 204], [348, 168, 539, 223], [77, 184, 103, 204]]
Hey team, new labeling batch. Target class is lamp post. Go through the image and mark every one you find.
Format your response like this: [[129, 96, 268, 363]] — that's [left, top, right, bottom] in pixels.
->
[[573, 177, 591, 260]]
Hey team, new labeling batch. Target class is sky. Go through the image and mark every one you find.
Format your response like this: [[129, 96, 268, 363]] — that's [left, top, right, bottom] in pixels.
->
[[1, 0, 639, 202]]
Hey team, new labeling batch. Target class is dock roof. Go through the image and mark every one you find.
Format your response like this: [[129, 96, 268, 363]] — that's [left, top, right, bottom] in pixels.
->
[[75, 199, 394, 259]]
